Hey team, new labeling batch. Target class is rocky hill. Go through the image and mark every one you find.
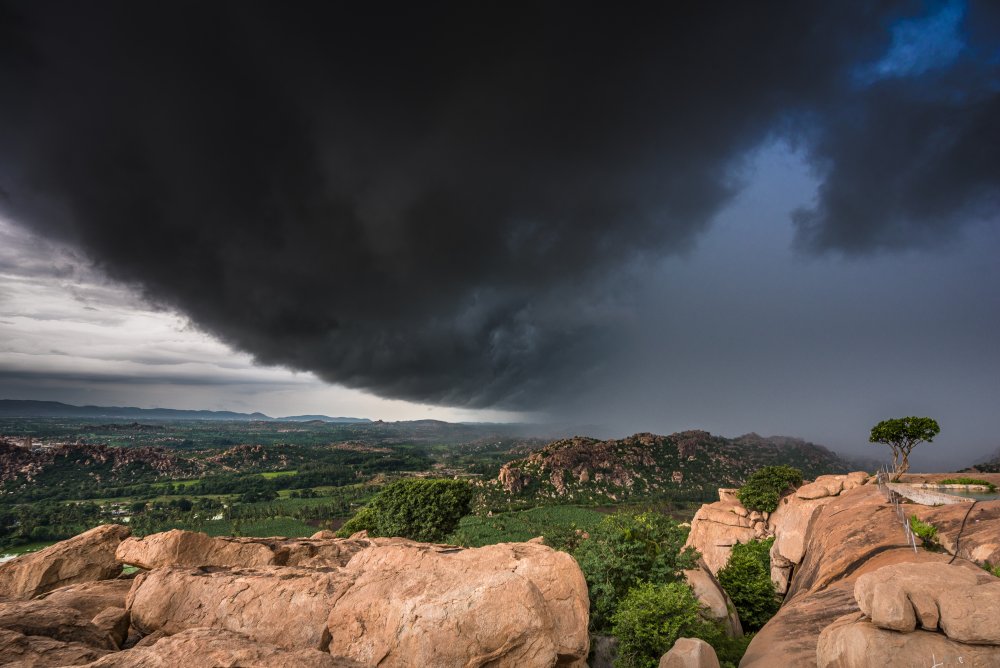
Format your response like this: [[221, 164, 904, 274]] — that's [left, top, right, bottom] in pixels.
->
[[477, 430, 854, 508], [0, 438, 200, 486]]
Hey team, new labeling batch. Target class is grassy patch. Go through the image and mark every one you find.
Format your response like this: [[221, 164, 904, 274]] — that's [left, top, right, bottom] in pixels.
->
[[260, 470, 298, 479], [448, 505, 604, 549], [938, 478, 997, 491]]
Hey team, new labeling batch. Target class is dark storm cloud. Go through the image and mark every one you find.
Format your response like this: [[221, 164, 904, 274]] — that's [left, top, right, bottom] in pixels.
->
[[0, 1, 997, 409]]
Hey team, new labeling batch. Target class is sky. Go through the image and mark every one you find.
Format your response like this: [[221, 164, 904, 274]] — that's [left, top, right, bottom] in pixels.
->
[[0, 1, 998, 469]]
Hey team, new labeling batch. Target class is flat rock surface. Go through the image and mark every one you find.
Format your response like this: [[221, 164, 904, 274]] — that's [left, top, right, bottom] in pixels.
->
[[0, 627, 111, 667], [77, 628, 360, 668], [37, 579, 134, 620], [817, 613, 1000, 667]]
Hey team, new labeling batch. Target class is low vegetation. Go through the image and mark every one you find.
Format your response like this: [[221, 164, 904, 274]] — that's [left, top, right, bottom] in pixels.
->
[[909, 515, 939, 548], [937, 477, 997, 491], [447, 505, 603, 549], [717, 538, 780, 632], [736, 465, 802, 513]]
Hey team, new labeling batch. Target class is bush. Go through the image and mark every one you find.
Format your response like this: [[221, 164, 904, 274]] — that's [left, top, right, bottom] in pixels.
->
[[736, 466, 802, 513], [611, 581, 723, 668], [909, 515, 938, 547], [336, 478, 472, 543], [573, 511, 698, 631], [716, 538, 780, 631]]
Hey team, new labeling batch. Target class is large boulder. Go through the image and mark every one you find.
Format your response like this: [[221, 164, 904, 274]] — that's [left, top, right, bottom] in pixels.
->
[[327, 541, 589, 667], [76, 628, 359, 668], [817, 612, 1000, 667], [0, 525, 130, 600], [126, 566, 351, 650], [683, 500, 758, 574], [854, 562, 989, 634], [37, 579, 134, 620], [0, 627, 111, 667], [658, 637, 719, 668], [682, 566, 742, 638]]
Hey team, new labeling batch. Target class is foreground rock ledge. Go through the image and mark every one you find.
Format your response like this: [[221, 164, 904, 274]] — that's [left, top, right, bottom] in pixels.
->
[[0, 527, 589, 667]]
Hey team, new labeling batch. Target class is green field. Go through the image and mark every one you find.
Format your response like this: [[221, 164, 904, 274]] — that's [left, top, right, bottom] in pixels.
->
[[448, 505, 604, 548]]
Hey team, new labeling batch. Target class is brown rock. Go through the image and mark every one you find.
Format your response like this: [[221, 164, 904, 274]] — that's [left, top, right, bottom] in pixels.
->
[[127, 567, 350, 650], [0, 627, 111, 667], [0, 525, 129, 600], [132, 630, 166, 648], [0, 600, 116, 650], [854, 562, 980, 632], [938, 580, 1000, 644], [328, 541, 590, 666], [741, 579, 859, 668], [115, 530, 275, 570], [683, 501, 757, 574], [658, 638, 719, 668], [817, 613, 1000, 668], [911, 500, 1000, 566], [91, 607, 129, 650], [115, 529, 371, 570], [37, 579, 134, 620], [683, 567, 742, 638], [77, 628, 358, 668]]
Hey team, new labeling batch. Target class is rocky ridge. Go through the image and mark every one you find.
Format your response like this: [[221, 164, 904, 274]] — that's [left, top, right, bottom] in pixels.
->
[[481, 431, 853, 507]]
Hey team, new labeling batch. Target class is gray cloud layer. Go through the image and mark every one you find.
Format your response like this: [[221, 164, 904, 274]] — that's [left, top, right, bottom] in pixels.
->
[[0, 1, 998, 410]]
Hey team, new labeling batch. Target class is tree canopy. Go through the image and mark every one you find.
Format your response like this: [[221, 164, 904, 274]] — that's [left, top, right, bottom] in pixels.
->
[[869, 416, 940, 481], [336, 478, 472, 542]]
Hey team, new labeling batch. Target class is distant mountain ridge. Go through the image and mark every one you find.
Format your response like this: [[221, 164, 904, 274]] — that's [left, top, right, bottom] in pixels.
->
[[0, 400, 370, 423]]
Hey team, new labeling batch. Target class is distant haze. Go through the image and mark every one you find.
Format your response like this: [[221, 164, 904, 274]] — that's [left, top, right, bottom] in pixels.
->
[[0, 2, 998, 471]]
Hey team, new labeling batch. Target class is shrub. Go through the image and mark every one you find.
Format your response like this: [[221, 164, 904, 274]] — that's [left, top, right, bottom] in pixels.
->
[[736, 466, 802, 513], [573, 511, 698, 631], [336, 478, 472, 542], [982, 562, 1000, 578], [909, 515, 938, 547], [716, 538, 780, 631], [611, 581, 722, 668]]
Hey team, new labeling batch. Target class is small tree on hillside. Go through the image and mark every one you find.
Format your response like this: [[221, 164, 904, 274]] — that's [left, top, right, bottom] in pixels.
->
[[869, 416, 940, 481]]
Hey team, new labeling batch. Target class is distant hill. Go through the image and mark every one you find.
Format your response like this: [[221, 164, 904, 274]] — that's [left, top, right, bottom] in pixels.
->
[[0, 400, 368, 423], [477, 430, 856, 509], [275, 415, 372, 423]]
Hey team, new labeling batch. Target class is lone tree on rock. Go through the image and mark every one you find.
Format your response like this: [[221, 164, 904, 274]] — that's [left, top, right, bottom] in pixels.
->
[[869, 416, 940, 481]]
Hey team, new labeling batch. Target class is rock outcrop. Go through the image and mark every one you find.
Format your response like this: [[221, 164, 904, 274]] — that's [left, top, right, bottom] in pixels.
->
[[684, 472, 869, 577], [0, 527, 590, 667], [737, 480, 1000, 668], [0, 525, 130, 600], [658, 637, 720, 668]]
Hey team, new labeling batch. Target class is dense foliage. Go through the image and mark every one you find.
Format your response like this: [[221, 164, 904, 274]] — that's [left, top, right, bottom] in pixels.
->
[[336, 478, 473, 542], [716, 538, 780, 631], [869, 416, 940, 480], [572, 511, 698, 631], [736, 466, 802, 513], [611, 581, 722, 668], [908, 516, 939, 548]]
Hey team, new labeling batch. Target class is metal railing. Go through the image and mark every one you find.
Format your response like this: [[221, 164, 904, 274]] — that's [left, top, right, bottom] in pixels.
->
[[876, 464, 918, 554]]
